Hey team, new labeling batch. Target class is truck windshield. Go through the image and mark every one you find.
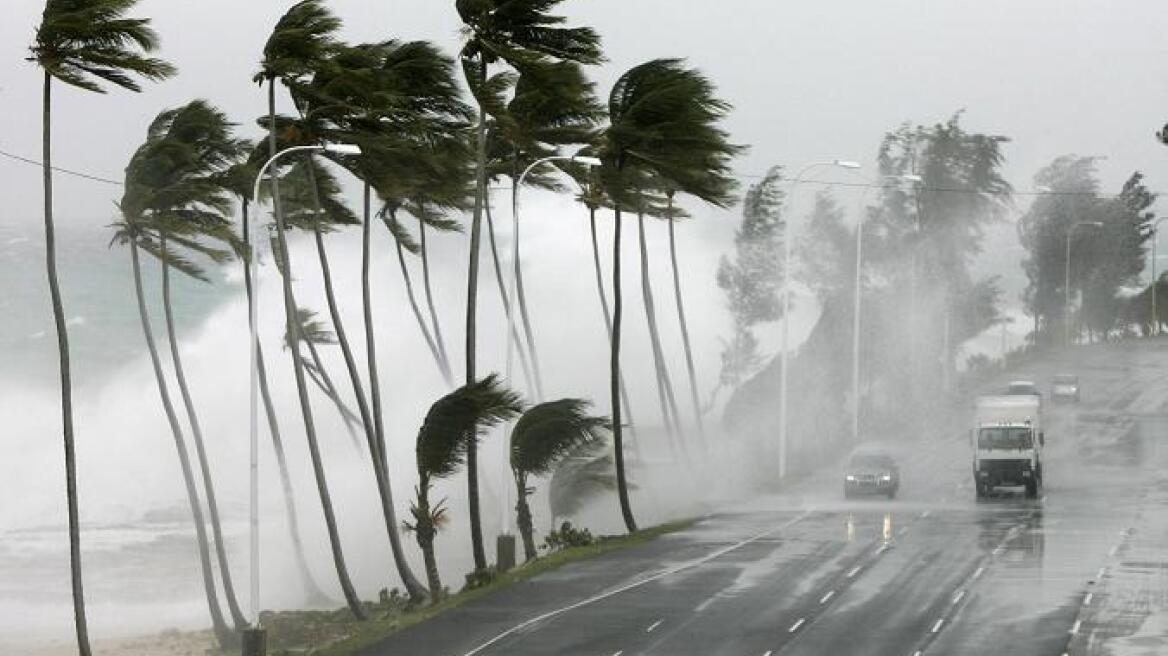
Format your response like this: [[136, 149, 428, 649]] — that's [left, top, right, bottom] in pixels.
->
[[978, 427, 1033, 450]]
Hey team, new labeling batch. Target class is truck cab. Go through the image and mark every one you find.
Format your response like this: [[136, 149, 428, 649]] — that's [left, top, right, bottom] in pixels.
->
[[973, 396, 1044, 499]]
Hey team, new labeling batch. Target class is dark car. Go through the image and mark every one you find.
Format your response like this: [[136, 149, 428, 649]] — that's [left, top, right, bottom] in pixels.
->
[[1005, 380, 1042, 398], [844, 452, 900, 499]]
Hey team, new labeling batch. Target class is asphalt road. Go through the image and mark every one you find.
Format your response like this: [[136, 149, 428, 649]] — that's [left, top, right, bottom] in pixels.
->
[[365, 341, 1168, 656]]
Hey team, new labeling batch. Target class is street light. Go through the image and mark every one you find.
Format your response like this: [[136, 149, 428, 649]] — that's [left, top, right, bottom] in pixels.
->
[[246, 141, 360, 624], [1151, 218, 1168, 336], [499, 151, 601, 541], [777, 160, 860, 480], [1064, 220, 1104, 346]]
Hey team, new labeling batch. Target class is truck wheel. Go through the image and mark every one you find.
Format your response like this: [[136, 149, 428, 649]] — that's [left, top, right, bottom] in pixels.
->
[[975, 482, 987, 499]]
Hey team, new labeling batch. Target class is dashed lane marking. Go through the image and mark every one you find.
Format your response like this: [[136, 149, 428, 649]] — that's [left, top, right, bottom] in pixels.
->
[[1070, 619, 1082, 635], [788, 618, 805, 633], [1083, 592, 1093, 606], [951, 589, 965, 605], [931, 619, 944, 633], [645, 620, 662, 633], [972, 566, 985, 580], [846, 566, 862, 578], [819, 590, 835, 604]]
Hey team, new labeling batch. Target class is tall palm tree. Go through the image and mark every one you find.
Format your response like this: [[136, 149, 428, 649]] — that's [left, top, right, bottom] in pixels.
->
[[221, 160, 332, 604], [284, 307, 364, 452], [255, 0, 367, 618], [457, 0, 603, 571], [406, 375, 523, 602], [113, 101, 242, 647], [489, 59, 604, 401], [510, 399, 609, 561], [30, 3, 174, 650], [597, 59, 740, 532]]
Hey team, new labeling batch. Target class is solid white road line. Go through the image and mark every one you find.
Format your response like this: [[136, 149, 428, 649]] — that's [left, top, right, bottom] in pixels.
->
[[460, 510, 814, 656], [819, 590, 835, 604], [646, 620, 662, 633], [788, 618, 805, 633], [931, 618, 944, 633]]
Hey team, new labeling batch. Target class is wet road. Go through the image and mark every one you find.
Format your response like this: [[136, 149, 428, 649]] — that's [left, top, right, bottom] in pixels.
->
[[366, 342, 1168, 656]]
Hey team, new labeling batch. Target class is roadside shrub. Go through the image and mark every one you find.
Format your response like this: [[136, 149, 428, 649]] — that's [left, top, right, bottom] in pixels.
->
[[543, 521, 594, 552]]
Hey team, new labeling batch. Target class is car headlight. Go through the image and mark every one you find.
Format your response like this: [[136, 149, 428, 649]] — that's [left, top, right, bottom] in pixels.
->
[[881, 474, 892, 481], [845, 475, 856, 481]]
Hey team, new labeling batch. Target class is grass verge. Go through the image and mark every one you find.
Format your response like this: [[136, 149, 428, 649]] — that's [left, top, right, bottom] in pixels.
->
[[259, 519, 695, 656]]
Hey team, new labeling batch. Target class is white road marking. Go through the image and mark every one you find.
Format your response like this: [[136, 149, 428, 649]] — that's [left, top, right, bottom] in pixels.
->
[[972, 566, 985, 580], [820, 590, 836, 604], [646, 620, 663, 633], [611, 652, 623, 656], [846, 566, 862, 578], [914, 651, 923, 656], [460, 511, 814, 656], [878, 543, 890, 554], [1097, 567, 1107, 580], [1083, 592, 1093, 606], [898, 527, 909, 536], [920, 510, 932, 518], [951, 589, 966, 605], [992, 546, 1004, 556], [931, 618, 945, 633], [1070, 619, 1082, 635], [763, 651, 773, 656], [789, 618, 805, 633], [1108, 544, 1119, 557]]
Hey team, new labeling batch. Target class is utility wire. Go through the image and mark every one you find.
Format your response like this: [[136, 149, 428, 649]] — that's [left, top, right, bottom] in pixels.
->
[[0, 144, 1146, 199]]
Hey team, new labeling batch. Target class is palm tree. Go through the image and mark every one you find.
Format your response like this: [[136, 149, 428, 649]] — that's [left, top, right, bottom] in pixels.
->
[[284, 307, 364, 451], [256, 0, 366, 618], [597, 59, 741, 532], [578, 181, 640, 454], [221, 160, 332, 604], [30, 3, 174, 650], [406, 375, 523, 602], [457, 0, 603, 571], [113, 101, 242, 646], [510, 399, 609, 561]]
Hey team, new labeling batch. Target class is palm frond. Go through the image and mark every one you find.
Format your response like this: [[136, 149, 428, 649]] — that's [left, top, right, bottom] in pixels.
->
[[510, 398, 610, 476], [416, 374, 524, 480]]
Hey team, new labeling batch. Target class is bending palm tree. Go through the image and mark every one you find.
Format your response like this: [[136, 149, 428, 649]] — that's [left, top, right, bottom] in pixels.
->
[[31, 2, 173, 651], [257, 2, 367, 617], [457, 0, 603, 571], [407, 375, 523, 602], [596, 59, 741, 532], [510, 399, 609, 561]]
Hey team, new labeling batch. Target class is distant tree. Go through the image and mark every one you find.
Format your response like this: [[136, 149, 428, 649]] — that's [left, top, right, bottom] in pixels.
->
[[715, 166, 786, 404], [1081, 173, 1156, 340], [406, 375, 522, 602], [31, 2, 174, 650], [548, 441, 618, 529], [509, 399, 610, 561]]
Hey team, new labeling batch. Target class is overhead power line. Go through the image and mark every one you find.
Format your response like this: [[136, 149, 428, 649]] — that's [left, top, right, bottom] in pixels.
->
[[0, 145, 1150, 199]]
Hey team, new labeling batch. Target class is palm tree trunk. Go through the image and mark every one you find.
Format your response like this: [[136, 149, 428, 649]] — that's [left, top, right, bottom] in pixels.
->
[[130, 241, 235, 644], [637, 213, 688, 456], [485, 197, 537, 395], [465, 56, 489, 571], [362, 184, 429, 601], [508, 183, 545, 401], [417, 216, 453, 381], [241, 199, 329, 605], [159, 236, 247, 629], [514, 475, 537, 562], [588, 207, 640, 458], [269, 78, 366, 620], [302, 338, 364, 452], [390, 215, 451, 385], [42, 73, 92, 656], [414, 485, 442, 604], [666, 211, 706, 449], [611, 206, 637, 533]]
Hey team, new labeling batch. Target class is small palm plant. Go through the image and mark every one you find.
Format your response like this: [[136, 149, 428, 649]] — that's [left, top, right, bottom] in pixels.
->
[[510, 399, 611, 561], [405, 375, 523, 603]]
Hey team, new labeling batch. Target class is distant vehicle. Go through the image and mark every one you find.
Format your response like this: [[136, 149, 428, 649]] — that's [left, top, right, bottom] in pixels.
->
[[844, 452, 900, 499], [1050, 374, 1080, 403], [973, 396, 1044, 499], [1005, 380, 1042, 398]]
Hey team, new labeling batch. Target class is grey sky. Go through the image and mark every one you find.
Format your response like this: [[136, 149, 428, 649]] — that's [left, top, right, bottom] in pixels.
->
[[2, 0, 1166, 228]]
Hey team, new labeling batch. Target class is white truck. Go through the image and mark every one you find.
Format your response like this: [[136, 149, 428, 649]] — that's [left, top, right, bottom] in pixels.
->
[[972, 395, 1044, 499]]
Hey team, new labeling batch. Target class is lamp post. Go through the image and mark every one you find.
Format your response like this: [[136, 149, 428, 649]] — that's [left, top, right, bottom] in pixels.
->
[[1151, 218, 1168, 336], [499, 153, 601, 543], [777, 160, 860, 480], [246, 142, 360, 624], [1064, 220, 1104, 347]]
